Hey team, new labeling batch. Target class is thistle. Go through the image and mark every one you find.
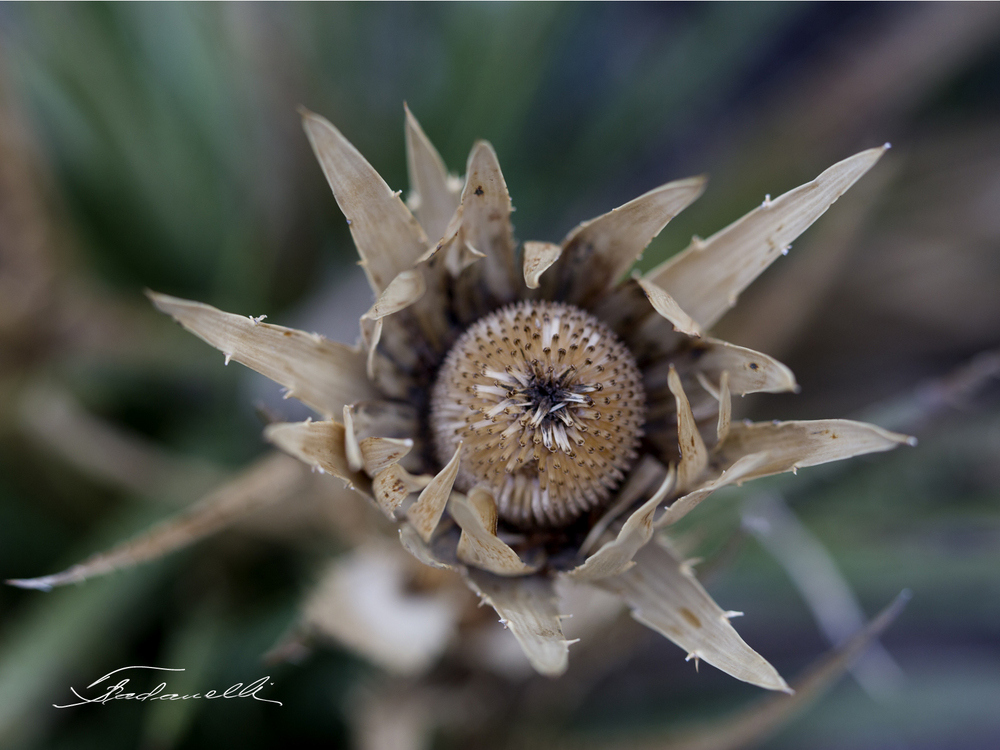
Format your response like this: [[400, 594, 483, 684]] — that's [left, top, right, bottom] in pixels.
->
[[119, 107, 908, 687]]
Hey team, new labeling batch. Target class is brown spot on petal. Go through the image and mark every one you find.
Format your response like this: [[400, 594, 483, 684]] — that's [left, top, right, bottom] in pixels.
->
[[474, 185, 484, 196], [680, 607, 702, 628]]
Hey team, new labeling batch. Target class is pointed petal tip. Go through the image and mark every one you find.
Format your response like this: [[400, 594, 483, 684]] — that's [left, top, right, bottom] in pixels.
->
[[6, 577, 54, 591]]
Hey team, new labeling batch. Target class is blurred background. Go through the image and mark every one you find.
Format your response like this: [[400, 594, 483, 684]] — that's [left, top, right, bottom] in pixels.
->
[[0, 3, 999, 749]]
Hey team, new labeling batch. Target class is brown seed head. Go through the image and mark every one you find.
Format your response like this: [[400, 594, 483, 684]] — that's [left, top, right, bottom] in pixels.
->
[[430, 301, 645, 528]]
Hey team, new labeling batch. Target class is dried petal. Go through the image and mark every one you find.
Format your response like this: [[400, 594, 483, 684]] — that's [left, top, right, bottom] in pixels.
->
[[404, 104, 460, 244], [460, 141, 519, 301], [717, 419, 913, 482], [668, 366, 708, 490], [522, 241, 562, 290], [597, 540, 790, 691], [406, 443, 462, 542], [264, 419, 371, 496], [696, 338, 797, 395], [463, 568, 570, 677], [655, 453, 771, 529], [362, 268, 426, 321], [149, 292, 374, 419], [451, 488, 540, 576], [359, 437, 413, 477], [565, 467, 675, 582], [647, 147, 888, 328], [301, 109, 429, 293], [373, 464, 429, 518], [552, 176, 706, 306], [580, 455, 669, 556], [636, 277, 703, 337]]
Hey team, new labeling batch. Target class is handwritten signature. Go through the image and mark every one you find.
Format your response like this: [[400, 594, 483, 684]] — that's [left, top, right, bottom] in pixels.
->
[[54, 665, 282, 708]]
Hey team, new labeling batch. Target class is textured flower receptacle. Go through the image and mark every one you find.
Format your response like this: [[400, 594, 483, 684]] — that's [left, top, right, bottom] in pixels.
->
[[430, 300, 646, 528]]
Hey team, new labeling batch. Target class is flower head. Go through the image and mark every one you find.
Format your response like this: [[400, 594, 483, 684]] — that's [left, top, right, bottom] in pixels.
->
[[149, 106, 910, 688]]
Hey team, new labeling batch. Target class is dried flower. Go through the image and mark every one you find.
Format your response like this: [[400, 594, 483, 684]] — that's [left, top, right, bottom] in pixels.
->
[[144, 106, 910, 688]]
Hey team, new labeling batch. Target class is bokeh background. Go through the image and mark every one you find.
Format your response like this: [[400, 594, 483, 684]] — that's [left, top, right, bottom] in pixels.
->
[[1, 3, 999, 749]]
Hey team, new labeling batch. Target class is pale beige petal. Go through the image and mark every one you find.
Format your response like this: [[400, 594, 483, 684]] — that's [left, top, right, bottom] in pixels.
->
[[580, 455, 669, 556], [668, 366, 708, 490], [362, 269, 426, 321], [697, 338, 797, 394], [372, 464, 429, 519], [646, 147, 888, 329], [303, 545, 457, 675], [654, 453, 771, 529], [406, 443, 462, 542], [264, 419, 371, 496], [301, 109, 429, 293], [717, 419, 914, 482], [717, 371, 732, 444], [359, 437, 413, 477], [149, 292, 374, 419], [460, 141, 519, 301], [404, 104, 460, 244], [522, 241, 562, 290], [463, 568, 570, 677], [635, 277, 703, 337], [7, 454, 307, 591], [450, 488, 540, 576], [551, 176, 706, 306], [565, 467, 675, 582], [597, 541, 789, 691]]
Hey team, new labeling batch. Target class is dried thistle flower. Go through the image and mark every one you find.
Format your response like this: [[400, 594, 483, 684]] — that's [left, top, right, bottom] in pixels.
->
[[142, 106, 911, 688]]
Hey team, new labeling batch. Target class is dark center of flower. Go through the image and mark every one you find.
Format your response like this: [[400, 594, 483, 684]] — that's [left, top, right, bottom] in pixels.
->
[[430, 300, 646, 528]]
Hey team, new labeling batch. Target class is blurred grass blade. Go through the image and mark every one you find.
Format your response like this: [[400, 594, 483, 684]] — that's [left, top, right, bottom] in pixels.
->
[[7, 454, 307, 591]]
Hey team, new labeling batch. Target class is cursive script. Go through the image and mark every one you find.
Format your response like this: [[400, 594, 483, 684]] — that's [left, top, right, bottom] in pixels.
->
[[54, 665, 282, 708]]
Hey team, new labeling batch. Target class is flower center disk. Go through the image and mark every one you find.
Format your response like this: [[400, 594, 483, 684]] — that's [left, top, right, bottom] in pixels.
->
[[430, 301, 646, 528]]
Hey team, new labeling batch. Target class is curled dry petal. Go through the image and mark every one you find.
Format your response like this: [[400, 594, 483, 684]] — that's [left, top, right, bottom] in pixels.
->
[[404, 104, 460, 244], [264, 419, 371, 496], [636, 277, 703, 337], [362, 268, 426, 321], [522, 241, 562, 290], [580, 455, 669, 556], [451, 488, 540, 576], [550, 176, 707, 306], [596, 540, 790, 692], [406, 443, 462, 542], [301, 109, 429, 294], [668, 366, 708, 490], [373, 464, 430, 518], [359, 437, 413, 477], [655, 453, 772, 529], [565, 466, 676, 582], [717, 419, 914, 482], [647, 146, 888, 329], [149, 292, 374, 419], [463, 568, 570, 677], [695, 338, 797, 395]]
